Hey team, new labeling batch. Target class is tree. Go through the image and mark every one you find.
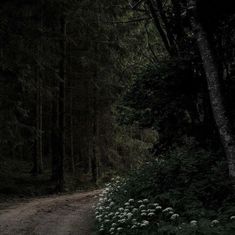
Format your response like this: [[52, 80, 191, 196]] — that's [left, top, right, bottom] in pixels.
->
[[54, 13, 66, 191], [188, 0, 235, 184], [128, 0, 235, 185]]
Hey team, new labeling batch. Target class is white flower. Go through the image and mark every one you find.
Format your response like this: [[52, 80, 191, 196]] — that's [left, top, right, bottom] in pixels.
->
[[131, 225, 137, 229], [170, 213, 179, 220], [109, 228, 115, 232], [141, 220, 149, 227], [129, 199, 134, 203], [117, 227, 123, 231], [141, 213, 147, 216], [118, 207, 124, 211], [132, 218, 137, 223], [155, 206, 162, 210], [153, 203, 159, 206], [124, 202, 130, 206], [127, 212, 133, 219], [162, 207, 173, 213], [111, 223, 117, 227], [190, 220, 198, 226], [148, 209, 155, 213], [143, 199, 149, 203], [118, 219, 125, 223], [138, 200, 143, 204], [139, 205, 145, 209], [230, 215, 235, 220], [148, 212, 155, 216], [132, 208, 138, 213], [211, 220, 219, 226]]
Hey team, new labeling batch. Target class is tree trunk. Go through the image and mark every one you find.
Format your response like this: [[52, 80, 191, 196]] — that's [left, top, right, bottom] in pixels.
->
[[32, 59, 43, 176], [91, 78, 97, 183], [189, 0, 235, 183], [31, 4, 43, 176], [38, 1, 44, 174], [147, 0, 174, 56], [68, 43, 75, 175], [32, 74, 39, 176], [36, 68, 43, 173], [56, 14, 67, 192], [51, 87, 59, 181], [69, 78, 75, 175], [155, 0, 176, 52], [91, 38, 99, 183]]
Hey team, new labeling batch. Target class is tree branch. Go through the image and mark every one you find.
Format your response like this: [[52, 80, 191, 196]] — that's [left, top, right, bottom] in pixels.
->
[[146, 0, 173, 56], [102, 17, 151, 24]]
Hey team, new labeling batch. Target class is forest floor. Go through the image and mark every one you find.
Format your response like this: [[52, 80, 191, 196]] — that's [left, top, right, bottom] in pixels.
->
[[0, 189, 101, 235]]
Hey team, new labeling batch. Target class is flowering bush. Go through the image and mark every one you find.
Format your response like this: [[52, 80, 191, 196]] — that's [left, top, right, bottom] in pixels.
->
[[95, 146, 235, 234], [95, 176, 235, 234], [96, 177, 178, 234]]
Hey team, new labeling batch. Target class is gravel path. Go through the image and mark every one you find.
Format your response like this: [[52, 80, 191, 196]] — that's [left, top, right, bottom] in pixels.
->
[[0, 190, 100, 235]]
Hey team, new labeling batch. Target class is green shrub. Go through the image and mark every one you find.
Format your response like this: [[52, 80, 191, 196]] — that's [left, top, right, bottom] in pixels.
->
[[95, 145, 235, 234]]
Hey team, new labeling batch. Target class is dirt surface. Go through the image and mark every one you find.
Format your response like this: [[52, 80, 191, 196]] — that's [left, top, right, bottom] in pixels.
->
[[0, 190, 101, 235]]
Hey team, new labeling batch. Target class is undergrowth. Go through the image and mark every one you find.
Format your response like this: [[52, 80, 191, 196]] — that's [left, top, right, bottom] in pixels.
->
[[95, 145, 235, 234]]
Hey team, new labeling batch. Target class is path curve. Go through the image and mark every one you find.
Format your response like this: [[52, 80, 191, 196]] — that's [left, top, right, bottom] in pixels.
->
[[0, 190, 101, 235]]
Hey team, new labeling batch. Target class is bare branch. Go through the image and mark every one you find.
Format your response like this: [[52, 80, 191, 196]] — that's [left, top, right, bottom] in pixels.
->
[[129, 0, 146, 9], [102, 17, 151, 24]]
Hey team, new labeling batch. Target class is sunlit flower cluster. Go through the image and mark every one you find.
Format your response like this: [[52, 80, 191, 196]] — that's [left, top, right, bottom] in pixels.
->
[[95, 177, 235, 234], [95, 177, 182, 234]]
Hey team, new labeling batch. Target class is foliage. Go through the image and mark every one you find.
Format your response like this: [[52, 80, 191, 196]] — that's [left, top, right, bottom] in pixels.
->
[[95, 145, 235, 234], [108, 123, 157, 172], [0, 157, 54, 196], [115, 62, 216, 152], [0, 0, 151, 192]]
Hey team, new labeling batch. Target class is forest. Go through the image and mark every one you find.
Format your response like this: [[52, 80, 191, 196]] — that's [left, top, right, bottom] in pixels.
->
[[0, 0, 235, 234]]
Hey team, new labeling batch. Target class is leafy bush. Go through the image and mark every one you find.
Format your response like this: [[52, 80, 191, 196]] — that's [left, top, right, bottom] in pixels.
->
[[95, 145, 235, 234], [108, 124, 158, 172]]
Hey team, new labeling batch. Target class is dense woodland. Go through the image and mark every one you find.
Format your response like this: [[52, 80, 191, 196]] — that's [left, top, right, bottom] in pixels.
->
[[0, 0, 149, 193], [1, 0, 235, 233]]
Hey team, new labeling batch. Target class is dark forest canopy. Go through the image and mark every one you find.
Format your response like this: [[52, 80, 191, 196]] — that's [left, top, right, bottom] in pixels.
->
[[0, 0, 235, 233]]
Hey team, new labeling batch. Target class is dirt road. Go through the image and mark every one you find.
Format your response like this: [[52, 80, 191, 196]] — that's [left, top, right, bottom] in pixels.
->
[[0, 190, 100, 235]]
